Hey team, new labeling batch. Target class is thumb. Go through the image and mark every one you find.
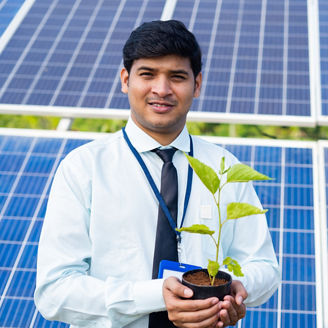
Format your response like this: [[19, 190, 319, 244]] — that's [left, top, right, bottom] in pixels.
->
[[231, 280, 248, 305], [164, 277, 193, 298]]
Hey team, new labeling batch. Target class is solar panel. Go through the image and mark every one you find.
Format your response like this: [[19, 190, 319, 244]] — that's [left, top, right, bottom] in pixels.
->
[[173, 0, 316, 126], [0, 129, 323, 327], [0, 0, 317, 126]]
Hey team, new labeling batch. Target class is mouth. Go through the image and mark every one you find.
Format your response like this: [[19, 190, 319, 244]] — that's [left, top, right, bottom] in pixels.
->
[[148, 100, 176, 113]]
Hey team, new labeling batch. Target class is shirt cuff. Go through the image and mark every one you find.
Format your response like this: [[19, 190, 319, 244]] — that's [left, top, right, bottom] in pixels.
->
[[133, 279, 166, 313]]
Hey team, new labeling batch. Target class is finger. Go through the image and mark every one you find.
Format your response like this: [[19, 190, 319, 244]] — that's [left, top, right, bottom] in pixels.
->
[[217, 309, 229, 327], [231, 280, 248, 303], [178, 301, 221, 323], [164, 277, 194, 299], [167, 296, 220, 313], [226, 303, 238, 325], [235, 302, 246, 320], [222, 295, 245, 322], [186, 312, 219, 328], [173, 305, 220, 328]]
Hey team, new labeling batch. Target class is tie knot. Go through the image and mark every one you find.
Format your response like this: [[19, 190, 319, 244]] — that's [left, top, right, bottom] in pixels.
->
[[153, 148, 177, 163]]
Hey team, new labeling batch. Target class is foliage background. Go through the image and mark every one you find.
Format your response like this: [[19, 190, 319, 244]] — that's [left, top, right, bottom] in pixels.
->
[[1, 114, 327, 140]]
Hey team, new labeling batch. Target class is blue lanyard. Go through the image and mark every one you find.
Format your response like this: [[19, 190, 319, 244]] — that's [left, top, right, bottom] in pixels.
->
[[122, 127, 193, 242]]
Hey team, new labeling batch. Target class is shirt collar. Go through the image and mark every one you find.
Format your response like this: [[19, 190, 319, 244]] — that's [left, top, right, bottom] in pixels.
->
[[124, 117, 190, 153]]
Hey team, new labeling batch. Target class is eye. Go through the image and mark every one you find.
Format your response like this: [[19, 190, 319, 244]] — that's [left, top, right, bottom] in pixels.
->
[[171, 74, 186, 81], [139, 72, 153, 77]]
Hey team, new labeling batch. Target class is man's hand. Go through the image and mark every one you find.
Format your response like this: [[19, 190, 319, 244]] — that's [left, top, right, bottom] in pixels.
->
[[217, 280, 247, 327], [163, 277, 221, 328]]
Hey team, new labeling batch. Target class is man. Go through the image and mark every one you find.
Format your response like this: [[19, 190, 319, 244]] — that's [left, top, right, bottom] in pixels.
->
[[35, 20, 280, 328]]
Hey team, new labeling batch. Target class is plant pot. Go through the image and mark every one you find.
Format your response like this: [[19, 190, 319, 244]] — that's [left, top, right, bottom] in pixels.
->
[[182, 269, 232, 300]]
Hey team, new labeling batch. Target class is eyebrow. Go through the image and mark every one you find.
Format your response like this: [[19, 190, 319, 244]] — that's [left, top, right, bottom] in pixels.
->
[[137, 66, 190, 76]]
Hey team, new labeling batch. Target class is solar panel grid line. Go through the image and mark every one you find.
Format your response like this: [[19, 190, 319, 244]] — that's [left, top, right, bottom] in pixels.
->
[[0, 0, 59, 100], [187, 0, 200, 31], [281, 279, 315, 285], [281, 0, 289, 117], [24, 0, 88, 106], [74, 0, 126, 108], [0, 0, 34, 54], [0, 137, 68, 320], [317, 141, 328, 328], [225, 0, 244, 114], [250, 308, 317, 316], [308, 0, 322, 126], [29, 306, 38, 328], [160, 0, 177, 20], [252, 0, 267, 115], [196, 0, 223, 112], [0, 0, 7, 11], [49, 0, 104, 106], [276, 147, 285, 328]]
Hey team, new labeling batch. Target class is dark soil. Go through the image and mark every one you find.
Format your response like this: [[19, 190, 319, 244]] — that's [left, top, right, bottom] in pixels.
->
[[184, 270, 228, 286]]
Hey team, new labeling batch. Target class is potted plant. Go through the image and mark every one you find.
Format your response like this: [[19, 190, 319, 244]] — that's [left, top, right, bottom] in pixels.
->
[[176, 155, 271, 300]]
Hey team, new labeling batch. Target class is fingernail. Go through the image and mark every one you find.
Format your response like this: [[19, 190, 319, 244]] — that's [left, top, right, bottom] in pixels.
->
[[184, 289, 193, 297], [237, 296, 243, 304], [211, 298, 219, 305]]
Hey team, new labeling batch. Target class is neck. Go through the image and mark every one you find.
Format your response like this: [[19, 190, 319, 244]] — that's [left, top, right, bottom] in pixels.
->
[[147, 129, 182, 146], [131, 118, 185, 146]]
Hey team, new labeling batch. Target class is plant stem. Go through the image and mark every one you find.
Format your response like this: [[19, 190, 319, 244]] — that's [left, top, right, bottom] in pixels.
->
[[215, 187, 222, 265], [211, 275, 216, 285]]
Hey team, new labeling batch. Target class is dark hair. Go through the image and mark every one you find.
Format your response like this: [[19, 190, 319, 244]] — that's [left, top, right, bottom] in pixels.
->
[[123, 20, 202, 78]]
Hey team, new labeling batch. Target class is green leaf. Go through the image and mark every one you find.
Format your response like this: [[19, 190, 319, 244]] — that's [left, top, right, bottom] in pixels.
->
[[227, 163, 272, 183], [226, 203, 267, 221], [220, 157, 225, 174], [176, 224, 215, 235], [185, 154, 220, 194], [207, 259, 220, 278], [223, 257, 244, 277]]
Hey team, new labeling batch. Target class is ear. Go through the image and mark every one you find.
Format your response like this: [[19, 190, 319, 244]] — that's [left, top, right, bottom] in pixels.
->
[[193, 72, 202, 98], [120, 67, 129, 94]]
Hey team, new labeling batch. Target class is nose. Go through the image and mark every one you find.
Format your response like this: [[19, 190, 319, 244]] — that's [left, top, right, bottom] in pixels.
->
[[151, 76, 172, 97]]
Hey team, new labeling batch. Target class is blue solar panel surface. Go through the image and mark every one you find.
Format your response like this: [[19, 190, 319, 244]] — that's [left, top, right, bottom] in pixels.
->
[[0, 132, 319, 327], [173, 0, 311, 118], [0, 0, 312, 123], [0, 0, 25, 36]]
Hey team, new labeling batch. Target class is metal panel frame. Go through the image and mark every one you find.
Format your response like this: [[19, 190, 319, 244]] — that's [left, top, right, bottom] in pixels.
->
[[0, 103, 318, 127], [318, 140, 328, 328]]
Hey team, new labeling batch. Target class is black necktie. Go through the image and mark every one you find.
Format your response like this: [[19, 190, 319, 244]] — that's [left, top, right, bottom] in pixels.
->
[[149, 148, 178, 328]]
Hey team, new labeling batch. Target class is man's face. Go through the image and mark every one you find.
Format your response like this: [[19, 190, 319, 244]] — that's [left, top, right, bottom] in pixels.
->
[[120, 55, 202, 144]]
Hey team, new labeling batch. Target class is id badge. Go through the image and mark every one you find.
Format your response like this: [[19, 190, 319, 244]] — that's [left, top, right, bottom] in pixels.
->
[[158, 260, 202, 280]]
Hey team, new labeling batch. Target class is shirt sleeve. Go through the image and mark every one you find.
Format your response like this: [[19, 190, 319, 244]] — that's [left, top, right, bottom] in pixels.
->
[[34, 154, 166, 327], [222, 181, 281, 307]]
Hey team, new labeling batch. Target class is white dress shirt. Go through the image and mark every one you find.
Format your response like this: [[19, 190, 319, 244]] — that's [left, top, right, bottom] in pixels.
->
[[34, 118, 280, 328]]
